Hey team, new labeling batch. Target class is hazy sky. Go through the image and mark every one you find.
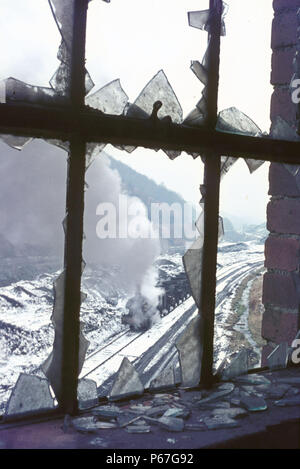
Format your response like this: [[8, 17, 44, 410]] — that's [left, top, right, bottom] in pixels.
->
[[0, 0, 274, 226]]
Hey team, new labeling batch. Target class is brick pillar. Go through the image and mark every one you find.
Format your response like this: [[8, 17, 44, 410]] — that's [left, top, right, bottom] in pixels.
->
[[262, 0, 300, 364]]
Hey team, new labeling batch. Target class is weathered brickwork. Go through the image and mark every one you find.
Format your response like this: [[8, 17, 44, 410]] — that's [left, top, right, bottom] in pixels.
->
[[262, 1, 300, 364]]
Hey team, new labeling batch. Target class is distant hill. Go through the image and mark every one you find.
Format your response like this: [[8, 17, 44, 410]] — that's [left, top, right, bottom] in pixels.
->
[[108, 156, 187, 208], [108, 156, 198, 251], [221, 218, 268, 244]]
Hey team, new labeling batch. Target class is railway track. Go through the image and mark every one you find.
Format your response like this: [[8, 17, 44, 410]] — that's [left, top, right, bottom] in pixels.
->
[[80, 251, 264, 391]]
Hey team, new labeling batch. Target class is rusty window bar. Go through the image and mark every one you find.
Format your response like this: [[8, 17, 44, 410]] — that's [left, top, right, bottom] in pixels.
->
[[199, 0, 222, 387], [60, 0, 88, 414]]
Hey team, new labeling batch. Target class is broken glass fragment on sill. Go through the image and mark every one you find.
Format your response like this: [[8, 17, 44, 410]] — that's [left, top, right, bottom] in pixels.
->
[[77, 378, 98, 409], [276, 376, 300, 386], [195, 383, 235, 407], [267, 342, 289, 370], [182, 107, 205, 128], [175, 315, 203, 387], [108, 357, 144, 400], [157, 416, 184, 432], [240, 392, 267, 412], [274, 396, 300, 407], [117, 413, 142, 428], [265, 384, 290, 400], [221, 349, 249, 380], [86, 79, 128, 115], [204, 416, 239, 430], [92, 405, 122, 420], [220, 156, 238, 179], [150, 367, 175, 391], [5, 373, 55, 417], [232, 374, 271, 387], [0, 134, 32, 151], [125, 424, 151, 433], [72, 416, 117, 433]]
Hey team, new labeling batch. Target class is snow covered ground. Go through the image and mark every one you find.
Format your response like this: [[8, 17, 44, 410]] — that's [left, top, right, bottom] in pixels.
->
[[0, 240, 265, 412]]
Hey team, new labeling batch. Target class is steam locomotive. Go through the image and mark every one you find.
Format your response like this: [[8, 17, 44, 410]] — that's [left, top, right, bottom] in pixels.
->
[[121, 272, 191, 331]]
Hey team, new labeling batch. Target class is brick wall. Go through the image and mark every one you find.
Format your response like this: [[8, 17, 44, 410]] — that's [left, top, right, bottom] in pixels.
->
[[262, 0, 300, 364]]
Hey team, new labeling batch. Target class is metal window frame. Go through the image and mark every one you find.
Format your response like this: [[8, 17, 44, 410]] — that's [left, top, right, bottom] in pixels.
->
[[1, 0, 300, 415]]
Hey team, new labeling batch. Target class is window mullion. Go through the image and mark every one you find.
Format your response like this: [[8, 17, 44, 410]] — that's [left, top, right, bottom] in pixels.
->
[[199, 0, 223, 387], [60, 0, 89, 414]]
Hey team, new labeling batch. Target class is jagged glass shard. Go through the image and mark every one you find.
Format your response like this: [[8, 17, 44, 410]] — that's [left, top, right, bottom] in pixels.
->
[[218, 216, 224, 239], [50, 0, 75, 50], [0, 134, 32, 151], [42, 271, 90, 401], [188, 4, 227, 36], [50, 58, 95, 96], [86, 79, 128, 115], [196, 96, 208, 115], [86, 142, 106, 169], [47, 139, 69, 154], [220, 156, 238, 179], [183, 237, 203, 307], [175, 315, 203, 387], [127, 70, 183, 124], [77, 378, 98, 409], [84, 70, 95, 96], [1, 77, 64, 106], [188, 10, 210, 32], [190, 61, 208, 86], [245, 159, 265, 174], [109, 357, 144, 400], [49, 63, 70, 95], [232, 374, 271, 386], [150, 367, 175, 391], [267, 342, 289, 370], [165, 150, 181, 160], [5, 373, 54, 416], [221, 349, 249, 380], [182, 107, 205, 127]]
